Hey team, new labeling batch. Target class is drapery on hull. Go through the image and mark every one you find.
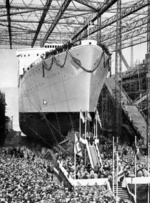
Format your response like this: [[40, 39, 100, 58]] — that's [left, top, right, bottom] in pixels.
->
[[17, 40, 110, 146]]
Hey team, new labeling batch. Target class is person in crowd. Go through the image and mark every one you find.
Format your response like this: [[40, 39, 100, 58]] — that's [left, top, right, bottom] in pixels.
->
[[0, 134, 149, 202]]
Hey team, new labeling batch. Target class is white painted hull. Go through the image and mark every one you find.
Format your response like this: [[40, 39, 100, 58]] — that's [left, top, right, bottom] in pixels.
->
[[19, 44, 109, 114], [18, 41, 110, 146]]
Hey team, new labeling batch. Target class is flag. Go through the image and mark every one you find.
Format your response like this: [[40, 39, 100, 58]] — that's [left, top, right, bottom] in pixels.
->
[[80, 110, 85, 123], [95, 109, 102, 127], [85, 111, 92, 121], [135, 146, 140, 160], [74, 134, 82, 157]]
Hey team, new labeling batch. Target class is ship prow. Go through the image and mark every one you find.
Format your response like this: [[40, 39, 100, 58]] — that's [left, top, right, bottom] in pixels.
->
[[17, 39, 110, 146]]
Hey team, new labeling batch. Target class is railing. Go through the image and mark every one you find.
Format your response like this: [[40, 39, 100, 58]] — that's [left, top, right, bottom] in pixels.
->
[[135, 103, 147, 121], [95, 140, 102, 166], [120, 84, 133, 105], [56, 161, 73, 189], [126, 184, 136, 203], [22, 57, 43, 78], [28, 57, 42, 70], [80, 137, 94, 168], [86, 143, 94, 168]]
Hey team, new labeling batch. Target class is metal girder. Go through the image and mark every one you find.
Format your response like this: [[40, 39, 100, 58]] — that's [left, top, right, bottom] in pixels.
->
[[74, 0, 99, 11], [31, 0, 52, 47], [40, 0, 72, 47], [101, 16, 148, 42], [71, 0, 118, 41], [111, 36, 147, 51], [147, 0, 150, 53], [115, 0, 122, 140], [107, 26, 147, 47], [63, 12, 93, 19], [118, 51, 130, 70], [6, 0, 12, 49], [1, 4, 92, 12], [0, 22, 35, 33], [0, 19, 85, 25], [74, 0, 149, 43], [0, 9, 37, 17]]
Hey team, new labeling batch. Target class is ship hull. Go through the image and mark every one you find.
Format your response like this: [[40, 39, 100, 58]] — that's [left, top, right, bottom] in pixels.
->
[[18, 41, 110, 146], [19, 112, 94, 147]]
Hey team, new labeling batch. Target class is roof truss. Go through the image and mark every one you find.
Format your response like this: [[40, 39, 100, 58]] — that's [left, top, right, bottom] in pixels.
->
[[0, 0, 149, 51]]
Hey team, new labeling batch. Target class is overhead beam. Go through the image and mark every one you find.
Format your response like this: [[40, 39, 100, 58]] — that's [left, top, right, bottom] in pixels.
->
[[31, 0, 52, 47], [0, 9, 37, 17], [73, 0, 149, 43], [101, 16, 147, 42], [4, 5, 93, 12], [71, 0, 118, 41], [40, 0, 72, 47], [118, 51, 131, 70], [6, 0, 12, 49], [106, 26, 147, 47], [0, 22, 36, 33], [0, 19, 85, 25], [111, 36, 147, 51], [74, 0, 99, 11]]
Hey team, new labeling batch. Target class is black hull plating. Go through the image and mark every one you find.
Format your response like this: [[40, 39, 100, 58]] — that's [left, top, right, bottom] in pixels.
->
[[19, 112, 94, 147]]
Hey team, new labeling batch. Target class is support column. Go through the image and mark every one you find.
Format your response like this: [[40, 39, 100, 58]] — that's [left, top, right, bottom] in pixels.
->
[[115, 2, 122, 202], [147, 1, 150, 202], [97, 16, 101, 44], [130, 36, 133, 69], [115, 0, 122, 139]]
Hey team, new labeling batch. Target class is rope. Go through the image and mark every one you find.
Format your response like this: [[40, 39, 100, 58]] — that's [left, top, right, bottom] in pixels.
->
[[43, 59, 75, 135], [26, 79, 64, 143], [28, 93, 62, 142], [61, 78, 74, 131], [20, 76, 65, 147], [25, 122, 53, 148], [20, 78, 53, 147], [25, 80, 55, 146], [55, 112, 62, 139]]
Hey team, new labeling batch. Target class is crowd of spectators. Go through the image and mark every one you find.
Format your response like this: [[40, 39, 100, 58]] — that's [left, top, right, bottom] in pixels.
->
[[58, 135, 150, 185], [117, 143, 150, 179], [0, 134, 148, 203], [57, 152, 113, 182], [0, 146, 118, 203]]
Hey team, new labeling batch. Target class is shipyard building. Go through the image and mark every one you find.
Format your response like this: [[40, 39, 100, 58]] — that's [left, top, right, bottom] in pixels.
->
[[1, 1, 150, 203]]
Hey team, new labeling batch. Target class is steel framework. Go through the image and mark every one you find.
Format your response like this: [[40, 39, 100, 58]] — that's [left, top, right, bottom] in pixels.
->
[[0, 0, 149, 51]]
